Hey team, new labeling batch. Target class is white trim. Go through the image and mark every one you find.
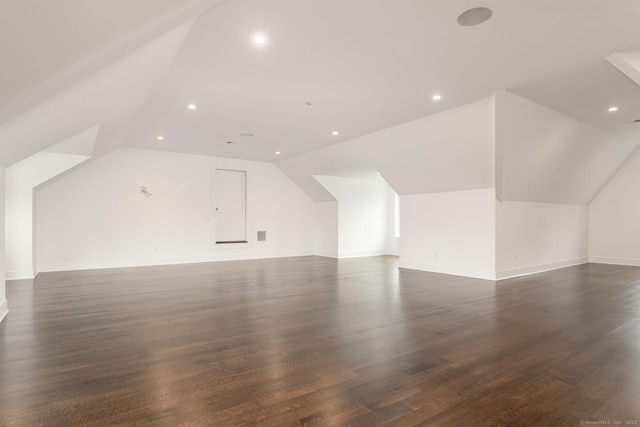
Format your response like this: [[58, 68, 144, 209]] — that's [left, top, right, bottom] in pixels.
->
[[589, 257, 640, 267], [338, 250, 387, 259], [0, 299, 8, 324], [496, 257, 589, 280], [315, 251, 339, 258], [38, 251, 315, 273], [6, 270, 35, 281], [398, 261, 496, 281]]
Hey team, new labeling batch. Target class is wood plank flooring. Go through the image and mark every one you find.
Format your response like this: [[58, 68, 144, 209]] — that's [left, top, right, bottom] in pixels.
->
[[1, 256, 640, 426]]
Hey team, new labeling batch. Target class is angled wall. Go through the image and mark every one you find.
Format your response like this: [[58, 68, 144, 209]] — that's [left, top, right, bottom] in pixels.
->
[[589, 148, 640, 266], [496, 90, 635, 204], [25, 91, 639, 281], [277, 96, 495, 200], [277, 96, 497, 279], [494, 90, 636, 278], [6, 152, 89, 279], [279, 91, 634, 281], [314, 175, 395, 258]]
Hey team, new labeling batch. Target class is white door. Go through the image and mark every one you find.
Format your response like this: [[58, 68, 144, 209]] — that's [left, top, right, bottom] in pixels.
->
[[215, 169, 246, 243]]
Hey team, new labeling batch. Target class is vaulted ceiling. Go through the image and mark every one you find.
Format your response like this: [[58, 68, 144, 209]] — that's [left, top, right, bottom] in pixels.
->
[[1, 0, 639, 201]]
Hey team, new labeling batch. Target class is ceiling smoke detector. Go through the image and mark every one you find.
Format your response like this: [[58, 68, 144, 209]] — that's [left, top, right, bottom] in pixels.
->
[[457, 7, 493, 27]]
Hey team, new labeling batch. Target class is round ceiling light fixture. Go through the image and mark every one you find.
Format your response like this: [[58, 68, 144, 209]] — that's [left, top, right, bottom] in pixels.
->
[[457, 7, 493, 27], [253, 34, 267, 45]]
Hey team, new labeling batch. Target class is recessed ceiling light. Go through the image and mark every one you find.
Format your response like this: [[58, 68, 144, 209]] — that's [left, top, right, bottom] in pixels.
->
[[457, 7, 493, 27], [253, 34, 267, 45], [239, 132, 254, 137], [188, 104, 197, 110], [275, 151, 281, 155], [432, 94, 442, 101], [608, 106, 619, 113], [332, 131, 339, 136], [157, 136, 164, 140]]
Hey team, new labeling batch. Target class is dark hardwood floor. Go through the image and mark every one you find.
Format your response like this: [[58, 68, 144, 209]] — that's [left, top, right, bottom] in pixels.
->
[[1, 256, 639, 426]]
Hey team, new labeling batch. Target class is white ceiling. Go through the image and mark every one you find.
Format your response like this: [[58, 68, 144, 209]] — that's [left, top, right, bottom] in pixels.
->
[[0, 21, 195, 167], [0, 0, 223, 123], [497, 91, 637, 205], [124, 0, 640, 161], [1, 0, 640, 166]]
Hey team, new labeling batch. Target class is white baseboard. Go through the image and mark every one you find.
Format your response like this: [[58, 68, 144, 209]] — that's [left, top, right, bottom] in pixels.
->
[[0, 299, 7, 324], [6, 270, 35, 281], [398, 261, 496, 281], [496, 257, 589, 280], [338, 250, 387, 259], [38, 251, 315, 273], [589, 256, 640, 267], [315, 251, 339, 258], [399, 258, 589, 281]]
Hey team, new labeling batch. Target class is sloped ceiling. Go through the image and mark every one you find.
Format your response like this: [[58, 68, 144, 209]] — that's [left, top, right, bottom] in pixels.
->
[[496, 91, 636, 205], [45, 125, 99, 157], [1, 0, 640, 204], [608, 49, 640, 90], [0, 20, 195, 167], [121, 0, 640, 162], [0, 0, 224, 121], [277, 97, 495, 201]]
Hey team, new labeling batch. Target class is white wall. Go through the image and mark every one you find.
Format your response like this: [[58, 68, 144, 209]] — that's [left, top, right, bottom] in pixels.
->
[[36, 147, 316, 272], [314, 201, 338, 258], [387, 190, 400, 256], [0, 166, 7, 323], [399, 188, 496, 280], [496, 200, 588, 279], [589, 148, 640, 265], [314, 175, 393, 258], [6, 152, 88, 279]]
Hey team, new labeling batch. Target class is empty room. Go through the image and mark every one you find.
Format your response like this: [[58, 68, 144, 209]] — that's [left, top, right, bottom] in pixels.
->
[[1, 1, 640, 425]]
